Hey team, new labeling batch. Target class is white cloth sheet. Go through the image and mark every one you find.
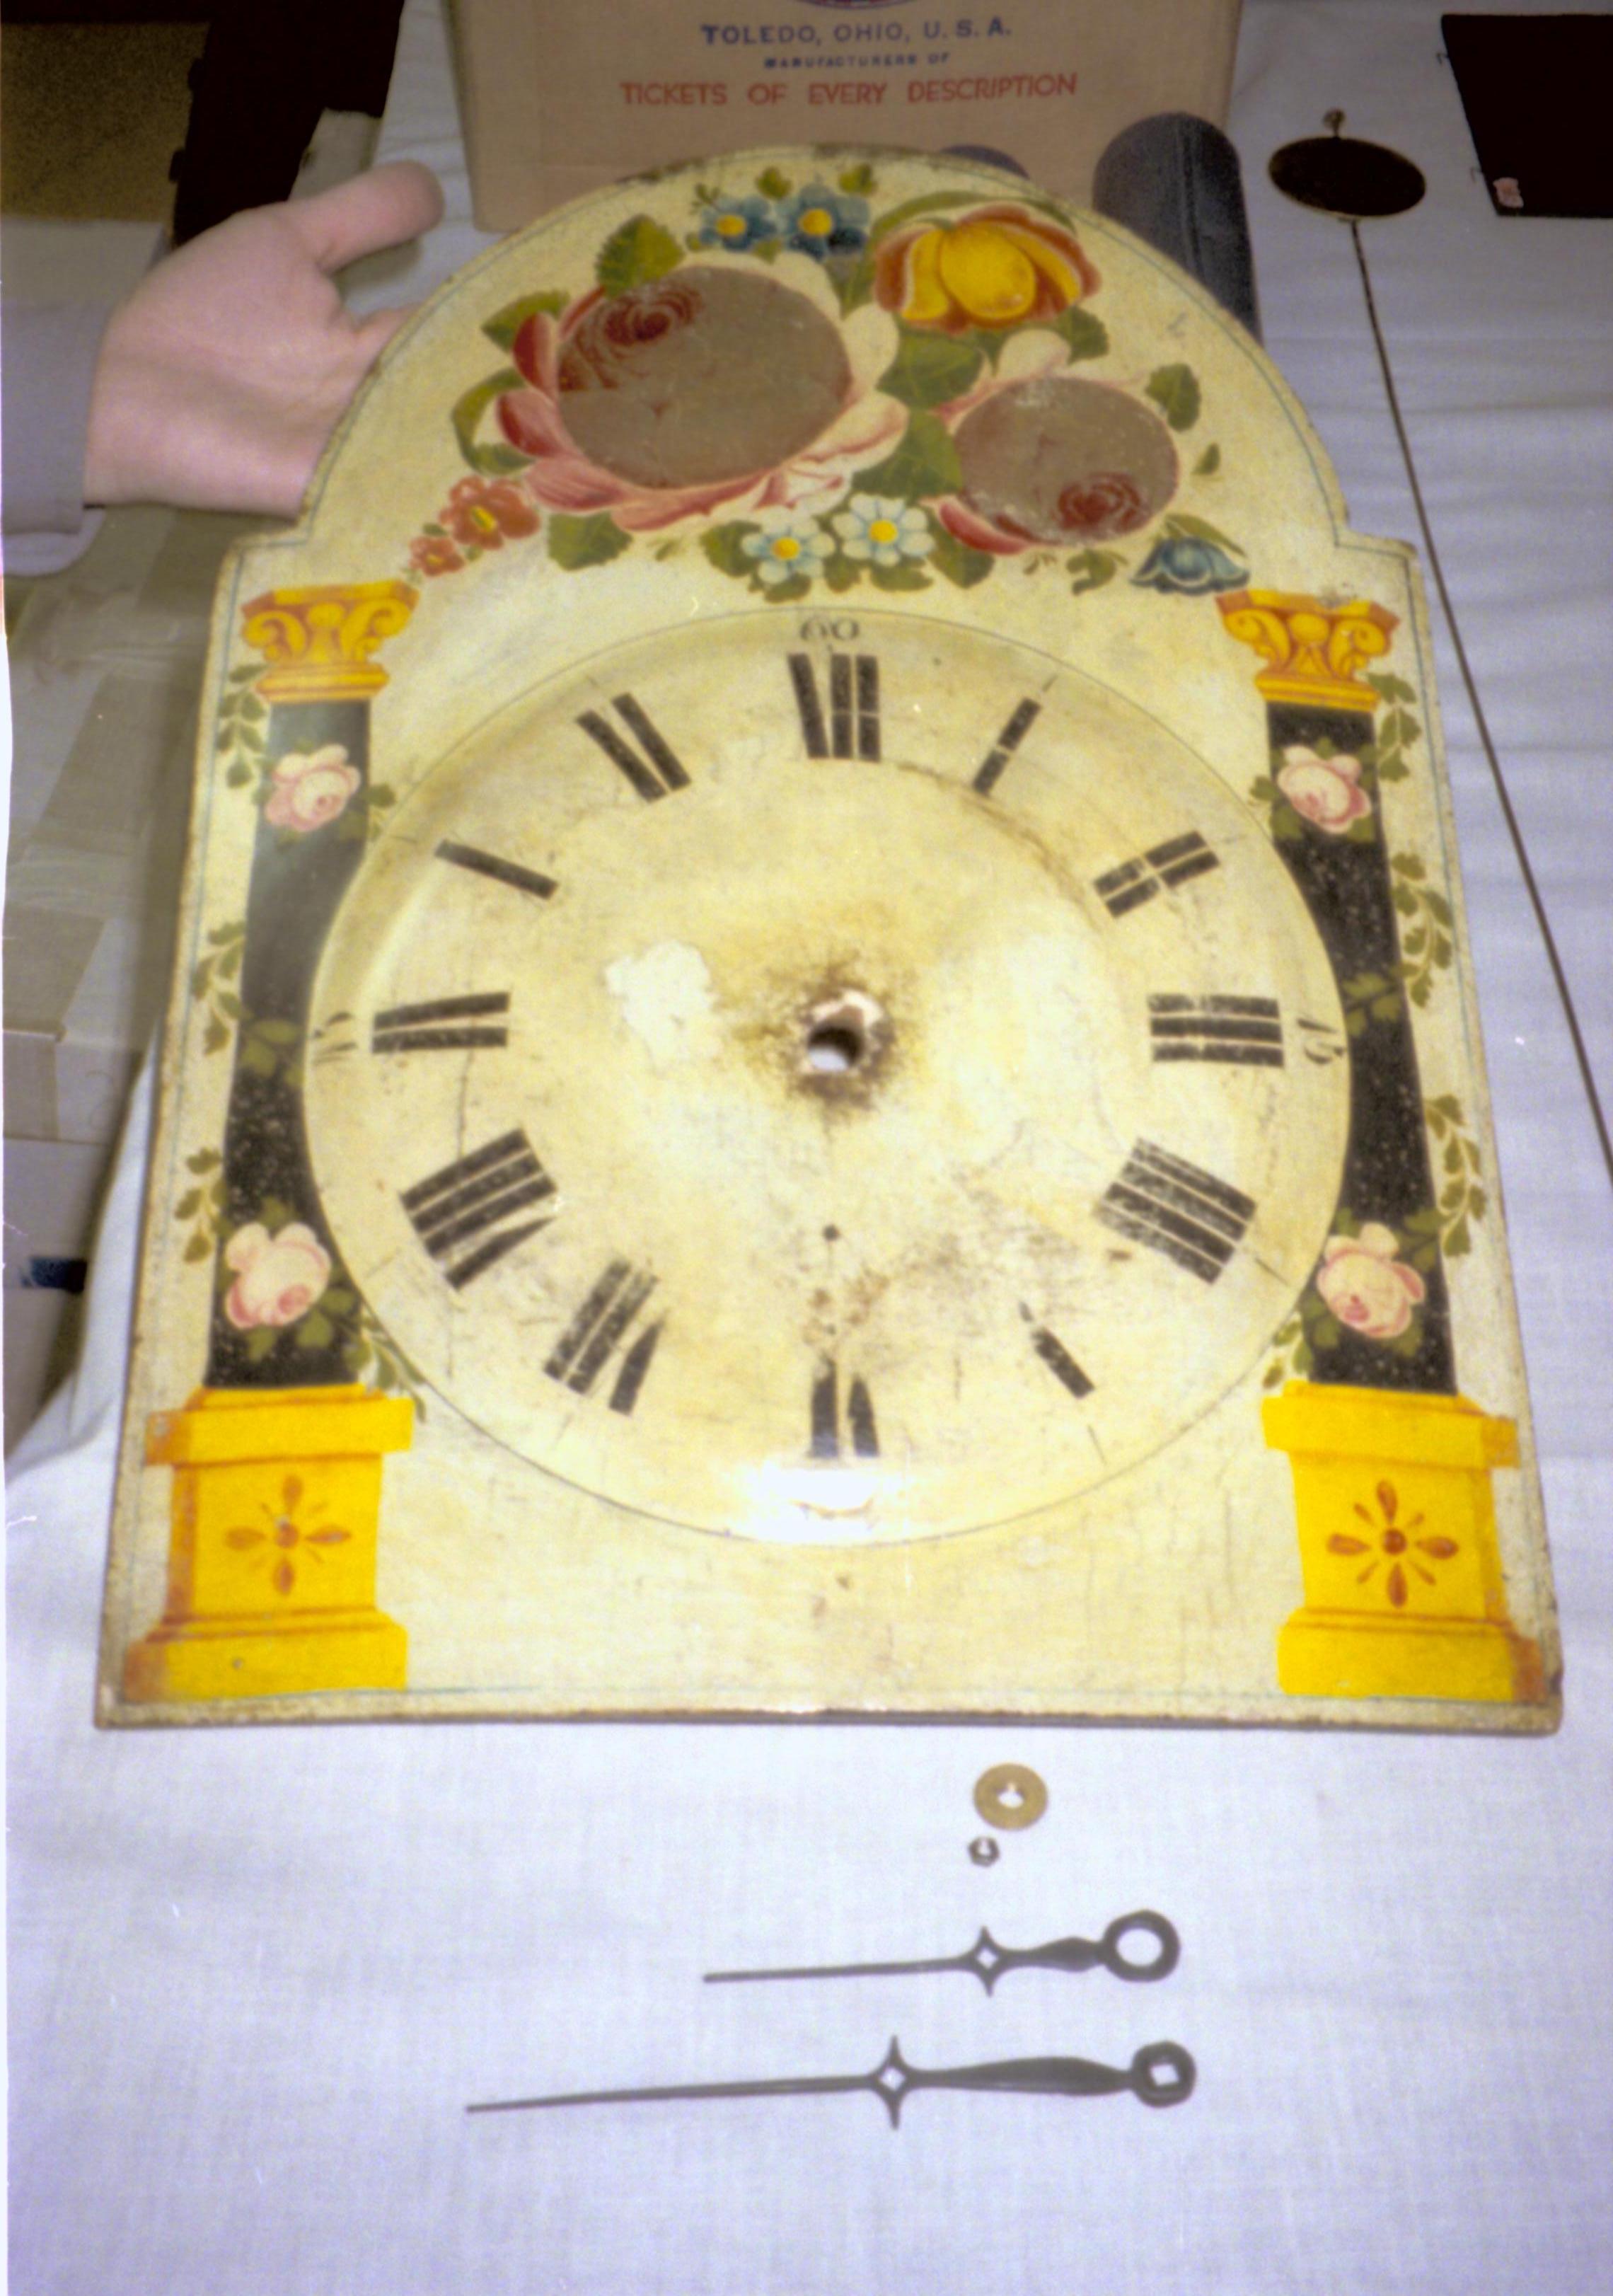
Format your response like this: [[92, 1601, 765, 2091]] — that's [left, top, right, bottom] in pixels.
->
[[9, 3, 1612, 2288]]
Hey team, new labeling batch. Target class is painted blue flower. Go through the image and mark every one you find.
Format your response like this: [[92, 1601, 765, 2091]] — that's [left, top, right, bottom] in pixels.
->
[[698, 195, 779, 254], [741, 512, 832, 587], [777, 184, 870, 260], [1131, 534, 1248, 596]]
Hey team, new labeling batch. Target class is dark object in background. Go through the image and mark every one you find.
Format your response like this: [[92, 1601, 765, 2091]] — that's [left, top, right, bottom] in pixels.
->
[[1268, 110, 1427, 221], [171, 0, 405, 243], [1443, 13, 1613, 218], [1094, 112, 1261, 343]]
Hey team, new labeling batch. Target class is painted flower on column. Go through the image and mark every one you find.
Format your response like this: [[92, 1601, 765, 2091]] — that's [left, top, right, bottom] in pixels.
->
[[1316, 1225, 1427, 1342], [263, 745, 362, 833], [1276, 744, 1372, 833], [223, 1223, 333, 1331]]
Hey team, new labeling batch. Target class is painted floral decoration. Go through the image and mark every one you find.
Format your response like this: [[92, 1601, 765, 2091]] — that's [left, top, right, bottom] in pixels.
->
[[1315, 1223, 1427, 1342], [1326, 1479, 1459, 1611], [1277, 744, 1372, 833], [778, 183, 869, 259], [493, 263, 901, 534], [698, 192, 776, 254], [441, 474, 540, 550], [832, 494, 935, 568], [263, 745, 361, 833], [223, 1222, 332, 1331], [742, 510, 832, 586], [1131, 533, 1249, 598], [874, 205, 1099, 334]]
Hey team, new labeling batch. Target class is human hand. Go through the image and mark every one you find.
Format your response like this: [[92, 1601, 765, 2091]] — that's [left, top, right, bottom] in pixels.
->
[[85, 161, 444, 517]]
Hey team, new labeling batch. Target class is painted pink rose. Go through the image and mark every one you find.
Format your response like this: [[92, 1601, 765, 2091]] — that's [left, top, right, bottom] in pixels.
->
[[493, 260, 903, 535], [1317, 1223, 1427, 1341], [1277, 745, 1371, 833], [223, 1223, 332, 1331], [264, 744, 362, 833]]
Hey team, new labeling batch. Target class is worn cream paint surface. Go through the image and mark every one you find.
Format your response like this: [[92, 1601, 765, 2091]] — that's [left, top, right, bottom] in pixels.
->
[[95, 146, 1559, 1725]]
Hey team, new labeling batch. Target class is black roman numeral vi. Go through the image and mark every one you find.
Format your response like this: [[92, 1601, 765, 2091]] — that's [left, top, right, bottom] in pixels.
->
[[790, 652, 880, 760], [810, 1358, 879, 1458], [401, 1129, 555, 1288], [577, 694, 689, 802], [544, 1260, 663, 1413]]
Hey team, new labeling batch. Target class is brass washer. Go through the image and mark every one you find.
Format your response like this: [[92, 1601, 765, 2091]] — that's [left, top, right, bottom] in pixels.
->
[[973, 1763, 1048, 1831]]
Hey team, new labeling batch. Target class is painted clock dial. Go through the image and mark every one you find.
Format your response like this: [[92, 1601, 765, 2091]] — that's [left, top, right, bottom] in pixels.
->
[[304, 610, 1351, 1541]]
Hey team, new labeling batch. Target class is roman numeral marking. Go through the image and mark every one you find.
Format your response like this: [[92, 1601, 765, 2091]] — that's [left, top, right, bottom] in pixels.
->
[[1148, 994, 1283, 1067], [544, 1259, 663, 1412], [1097, 1140, 1255, 1283], [809, 1358, 879, 1458], [401, 1129, 555, 1288], [789, 652, 880, 760], [577, 693, 689, 802], [1094, 831, 1219, 918], [371, 993, 510, 1054], [435, 841, 556, 902], [1027, 1318, 1094, 1400], [972, 698, 1041, 795]]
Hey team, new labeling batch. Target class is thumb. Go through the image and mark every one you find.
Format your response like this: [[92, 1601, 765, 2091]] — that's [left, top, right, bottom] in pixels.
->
[[288, 161, 444, 274]]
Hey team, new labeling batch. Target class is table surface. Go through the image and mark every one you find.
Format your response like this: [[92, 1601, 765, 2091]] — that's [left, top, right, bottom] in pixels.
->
[[9, 3, 1612, 2290]]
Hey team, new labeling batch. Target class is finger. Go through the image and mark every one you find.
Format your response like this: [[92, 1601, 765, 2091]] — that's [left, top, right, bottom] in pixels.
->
[[287, 161, 445, 274], [349, 304, 420, 362]]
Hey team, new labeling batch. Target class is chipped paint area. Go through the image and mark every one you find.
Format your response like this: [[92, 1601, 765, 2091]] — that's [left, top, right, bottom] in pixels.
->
[[604, 940, 722, 1070]]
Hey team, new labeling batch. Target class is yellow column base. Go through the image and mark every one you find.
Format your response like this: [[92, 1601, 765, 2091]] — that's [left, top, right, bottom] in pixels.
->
[[1263, 1381, 1542, 1707], [128, 1384, 412, 1704]]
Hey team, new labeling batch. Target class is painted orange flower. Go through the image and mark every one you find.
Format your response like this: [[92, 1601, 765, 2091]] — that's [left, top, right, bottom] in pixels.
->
[[409, 533, 466, 577], [225, 1474, 352, 1599], [874, 205, 1099, 335], [1326, 1479, 1458, 1610], [441, 475, 540, 550]]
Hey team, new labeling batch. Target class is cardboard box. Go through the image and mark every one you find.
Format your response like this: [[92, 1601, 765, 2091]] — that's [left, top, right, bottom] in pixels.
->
[[448, 0, 1242, 231]]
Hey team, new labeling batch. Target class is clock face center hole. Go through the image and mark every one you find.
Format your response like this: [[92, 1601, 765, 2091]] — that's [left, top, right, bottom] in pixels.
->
[[806, 1022, 865, 1075], [798, 988, 890, 1092]]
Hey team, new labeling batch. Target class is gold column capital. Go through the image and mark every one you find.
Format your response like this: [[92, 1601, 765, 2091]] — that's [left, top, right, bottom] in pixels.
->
[[241, 581, 417, 703], [1217, 591, 1398, 710]]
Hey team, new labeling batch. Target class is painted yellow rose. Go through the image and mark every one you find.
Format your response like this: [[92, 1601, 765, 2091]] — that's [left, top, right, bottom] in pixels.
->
[[874, 204, 1099, 335]]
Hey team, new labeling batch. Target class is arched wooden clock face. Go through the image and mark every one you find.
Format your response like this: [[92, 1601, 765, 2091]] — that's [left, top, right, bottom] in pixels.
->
[[304, 611, 1350, 1542]]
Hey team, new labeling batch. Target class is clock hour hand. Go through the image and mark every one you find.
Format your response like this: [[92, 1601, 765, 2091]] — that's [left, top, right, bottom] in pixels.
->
[[467, 2037, 1196, 2126], [703, 1911, 1180, 1992]]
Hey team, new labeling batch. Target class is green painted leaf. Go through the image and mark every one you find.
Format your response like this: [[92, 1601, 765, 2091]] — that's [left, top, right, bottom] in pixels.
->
[[823, 555, 864, 594], [547, 512, 632, 570], [175, 1189, 202, 1219], [1192, 442, 1222, 475], [926, 521, 993, 590], [1312, 1313, 1342, 1351], [481, 289, 567, 352], [852, 410, 961, 501], [763, 572, 811, 604], [202, 1016, 229, 1056], [238, 696, 266, 725], [1048, 306, 1109, 362], [1367, 672, 1416, 703], [838, 163, 876, 196], [866, 190, 978, 248], [241, 1038, 276, 1078], [322, 1287, 355, 1317], [756, 166, 792, 200], [1392, 851, 1427, 879], [596, 215, 683, 296], [1469, 1187, 1488, 1218], [244, 1327, 279, 1362], [1294, 1338, 1314, 1376], [1145, 363, 1201, 430], [1426, 889, 1453, 926], [1445, 1216, 1472, 1258], [295, 1308, 334, 1349], [1068, 547, 1120, 595], [869, 559, 931, 593], [878, 328, 982, 410], [217, 990, 243, 1020], [451, 367, 529, 478], [1162, 511, 1242, 553], [229, 662, 260, 683], [186, 1148, 221, 1172], [701, 522, 758, 578], [183, 1233, 212, 1263], [255, 1019, 300, 1045]]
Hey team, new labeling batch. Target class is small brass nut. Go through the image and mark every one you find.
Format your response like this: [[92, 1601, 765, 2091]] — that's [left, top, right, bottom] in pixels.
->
[[967, 1836, 1000, 1867], [973, 1763, 1048, 1831]]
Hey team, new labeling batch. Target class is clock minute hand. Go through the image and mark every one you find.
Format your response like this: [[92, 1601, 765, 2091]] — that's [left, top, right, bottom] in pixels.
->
[[467, 2038, 1196, 2127], [703, 1911, 1180, 1992]]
